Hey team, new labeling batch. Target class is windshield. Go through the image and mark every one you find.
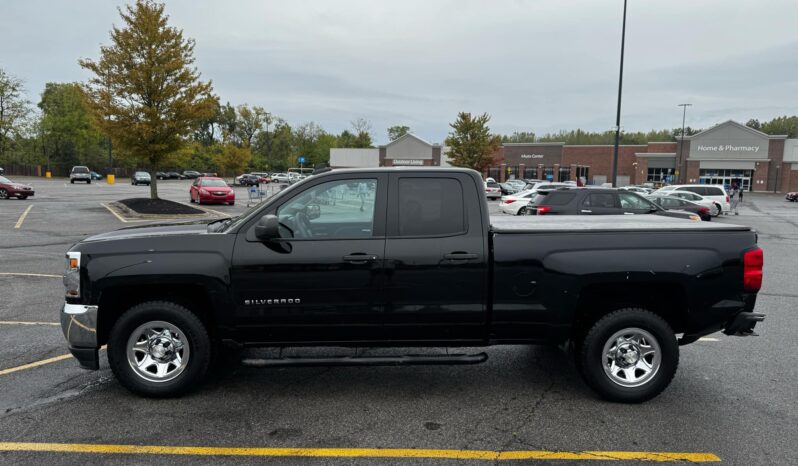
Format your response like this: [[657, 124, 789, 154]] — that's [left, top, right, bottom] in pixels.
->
[[0, 176, 10, 183], [134, 172, 149, 177], [72, 167, 89, 173], [201, 179, 227, 187]]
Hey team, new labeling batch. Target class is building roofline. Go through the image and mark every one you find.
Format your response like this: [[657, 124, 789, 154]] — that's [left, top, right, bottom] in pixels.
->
[[681, 120, 777, 140], [379, 132, 436, 148]]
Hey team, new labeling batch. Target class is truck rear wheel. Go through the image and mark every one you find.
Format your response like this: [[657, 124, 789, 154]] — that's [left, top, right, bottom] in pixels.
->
[[107, 301, 211, 397], [576, 308, 678, 403]]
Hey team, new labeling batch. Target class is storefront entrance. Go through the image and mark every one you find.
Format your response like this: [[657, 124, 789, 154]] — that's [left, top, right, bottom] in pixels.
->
[[699, 169, 753, 191]]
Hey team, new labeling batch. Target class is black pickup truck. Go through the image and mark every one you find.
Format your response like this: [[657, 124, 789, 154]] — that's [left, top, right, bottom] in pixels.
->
[[61, 168, 764, 402]]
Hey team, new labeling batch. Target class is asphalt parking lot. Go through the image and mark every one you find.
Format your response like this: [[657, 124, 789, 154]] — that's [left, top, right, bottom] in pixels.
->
[[1, 177, 796, 465]]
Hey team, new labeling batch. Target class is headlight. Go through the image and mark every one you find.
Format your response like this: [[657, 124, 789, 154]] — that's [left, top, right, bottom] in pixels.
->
[[689, 215, 701, 222], [64, 251, 81, 298]]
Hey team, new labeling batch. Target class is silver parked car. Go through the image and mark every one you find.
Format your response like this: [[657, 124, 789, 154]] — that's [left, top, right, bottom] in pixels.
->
[[70, 166, 92, 184]]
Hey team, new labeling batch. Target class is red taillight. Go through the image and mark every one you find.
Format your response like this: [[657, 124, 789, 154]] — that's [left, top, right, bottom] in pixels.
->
[[536, 206, 551, 215], [699, 207, 709, 213], [503, 200, 514, 204], [726, 195, 730, 203], [743, 248, 763, 292]]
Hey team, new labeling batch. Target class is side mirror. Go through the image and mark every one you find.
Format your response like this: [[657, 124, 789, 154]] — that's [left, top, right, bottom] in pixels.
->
[[254, 214, 280, 241], [306, 204, 321, 220]]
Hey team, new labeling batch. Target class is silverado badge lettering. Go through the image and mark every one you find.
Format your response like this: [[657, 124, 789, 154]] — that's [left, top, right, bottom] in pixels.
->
[[244, 298, 301, 305]]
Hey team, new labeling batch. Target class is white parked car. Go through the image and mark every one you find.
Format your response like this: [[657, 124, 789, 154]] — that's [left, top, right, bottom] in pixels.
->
[[499, 189, 538, 215], [272, 173, 290, 183], [484, 180, 501, 199], [654, 185, 730, 215]]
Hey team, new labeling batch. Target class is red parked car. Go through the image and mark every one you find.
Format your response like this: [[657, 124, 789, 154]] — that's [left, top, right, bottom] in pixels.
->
[[0, 175, 35, 200], [786, 192, 798, 202], [189, 177, 235, 205]]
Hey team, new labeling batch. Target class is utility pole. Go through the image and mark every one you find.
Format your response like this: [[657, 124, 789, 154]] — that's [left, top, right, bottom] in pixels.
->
[[611, 0, 628, 187], [677, 103, 692, 183]]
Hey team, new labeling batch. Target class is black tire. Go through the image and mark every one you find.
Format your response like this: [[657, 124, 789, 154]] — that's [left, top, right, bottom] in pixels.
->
[[0, 189, 7, 199], [107, 301, 212, 398], [87, 180, 91, 184], [228, 201, 235, 206], [70, 180, 74, 184], [576, 308, 678, 403], [17, 195, 28, 200], [517, 206, 527, 215], [711, 203, 721, 217]]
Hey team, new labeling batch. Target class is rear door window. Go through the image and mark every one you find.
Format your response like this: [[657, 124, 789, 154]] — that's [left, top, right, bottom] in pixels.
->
[[545, 192, 576, 205], [397, 178, 465, 236], [584, 193, 616, 208], [704, 187, 724, 196], [681, 187, 705, 196]]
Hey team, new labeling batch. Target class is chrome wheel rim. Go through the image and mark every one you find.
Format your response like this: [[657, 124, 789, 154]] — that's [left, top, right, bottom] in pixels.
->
[[602, 327, 660, 388], [126, 321, 190, 383], [0, 189, 7, 199]]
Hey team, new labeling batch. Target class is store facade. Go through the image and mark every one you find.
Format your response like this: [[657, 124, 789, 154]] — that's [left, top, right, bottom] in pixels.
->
[[330, 122, 798, 192]]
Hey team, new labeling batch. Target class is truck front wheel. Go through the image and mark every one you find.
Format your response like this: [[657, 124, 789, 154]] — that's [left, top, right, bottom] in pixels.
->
[[107, 301, 212, 397], [576, 308, 678, 403]]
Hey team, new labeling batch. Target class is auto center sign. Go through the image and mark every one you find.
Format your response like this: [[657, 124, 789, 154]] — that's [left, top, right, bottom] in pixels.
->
[[697, 145, 761, 153], [520, 154, 544, 159]]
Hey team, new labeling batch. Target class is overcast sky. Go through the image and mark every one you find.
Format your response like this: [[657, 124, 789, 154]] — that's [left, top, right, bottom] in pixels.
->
[[3, 0, 797, 144]]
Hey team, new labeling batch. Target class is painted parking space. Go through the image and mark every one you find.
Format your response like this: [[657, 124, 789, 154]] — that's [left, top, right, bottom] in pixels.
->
[[0, 442, 721, 462]]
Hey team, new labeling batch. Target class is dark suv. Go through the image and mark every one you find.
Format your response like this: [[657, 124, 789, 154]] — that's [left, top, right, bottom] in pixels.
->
[[526, 187, 700, 220]]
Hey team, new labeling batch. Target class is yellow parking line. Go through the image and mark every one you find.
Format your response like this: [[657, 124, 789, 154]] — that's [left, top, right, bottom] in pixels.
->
[[0, 272, 62, 278], [14, 205, 33, 228], [0, 346, 106, 377], [0, 354, 73, 376], [0, 443, 721, 462], [0, 321, 60, 326]]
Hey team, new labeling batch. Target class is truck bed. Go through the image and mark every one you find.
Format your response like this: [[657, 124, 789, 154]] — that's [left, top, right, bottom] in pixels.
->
[[490, 215, 752, 234]]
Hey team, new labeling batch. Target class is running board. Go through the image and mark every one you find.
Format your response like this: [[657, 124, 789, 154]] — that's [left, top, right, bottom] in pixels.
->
[[241, 352, 488, 368]]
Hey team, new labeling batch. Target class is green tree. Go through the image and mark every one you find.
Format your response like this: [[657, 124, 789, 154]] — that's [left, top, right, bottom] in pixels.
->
[[235, 104, 268, 147], [350, 118, 373, 148], [79, 0, 216, 199], [746, 118, 761, 130], [0, 68, 31, 159], [760, 116, 798, 138], [213, 143, 251, 176], [501, 131, 536, 143], [445, 112, 501, 172], [38, 83, 105, 169], [387, 125, 410, 141]]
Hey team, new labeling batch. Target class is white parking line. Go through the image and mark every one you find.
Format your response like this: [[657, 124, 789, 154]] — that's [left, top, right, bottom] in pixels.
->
[[0, 272, 62, 278], [14, 205, 33, 229], [698, 337, 720, 342], [100, 202, 130, 223]]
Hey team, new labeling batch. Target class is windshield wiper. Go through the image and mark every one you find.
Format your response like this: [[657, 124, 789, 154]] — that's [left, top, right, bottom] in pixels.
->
[[207, 215, 238, 233]]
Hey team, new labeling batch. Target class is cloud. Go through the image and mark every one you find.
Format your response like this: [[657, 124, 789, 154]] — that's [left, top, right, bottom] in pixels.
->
[[2, 0, 797, 144]]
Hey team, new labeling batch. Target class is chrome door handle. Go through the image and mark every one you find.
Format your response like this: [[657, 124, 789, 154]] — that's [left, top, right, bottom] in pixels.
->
[[444, 253, 478, 260], [580, 210, 592, 213], [343, 254, 378, 264]]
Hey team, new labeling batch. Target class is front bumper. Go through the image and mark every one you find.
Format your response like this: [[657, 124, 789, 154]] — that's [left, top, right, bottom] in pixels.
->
[[200, 194, 235, 204], [11, 189, 34, 196], [60, 303, 99, 370]]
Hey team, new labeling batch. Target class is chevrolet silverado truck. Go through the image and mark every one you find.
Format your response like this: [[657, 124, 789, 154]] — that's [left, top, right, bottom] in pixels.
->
[[61, 168, 764, 402]]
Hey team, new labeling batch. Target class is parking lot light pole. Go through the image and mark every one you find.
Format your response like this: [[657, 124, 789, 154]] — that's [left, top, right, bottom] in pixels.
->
[[678, 103, 692, 183], [611, 0, 628, 188]]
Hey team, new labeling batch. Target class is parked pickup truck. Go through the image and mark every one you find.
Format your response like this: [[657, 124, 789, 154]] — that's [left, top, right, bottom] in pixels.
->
[[61, 168, 764, 402]]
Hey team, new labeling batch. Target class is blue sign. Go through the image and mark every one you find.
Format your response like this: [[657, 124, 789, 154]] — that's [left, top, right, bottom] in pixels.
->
[[298, 156, 305, 164], [546, 175, 554, 181]]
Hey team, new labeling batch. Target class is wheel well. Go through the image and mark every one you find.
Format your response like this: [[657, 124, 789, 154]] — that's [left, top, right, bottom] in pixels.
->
[[572, 282, 688, 337], [97, 284, 216, 346]]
